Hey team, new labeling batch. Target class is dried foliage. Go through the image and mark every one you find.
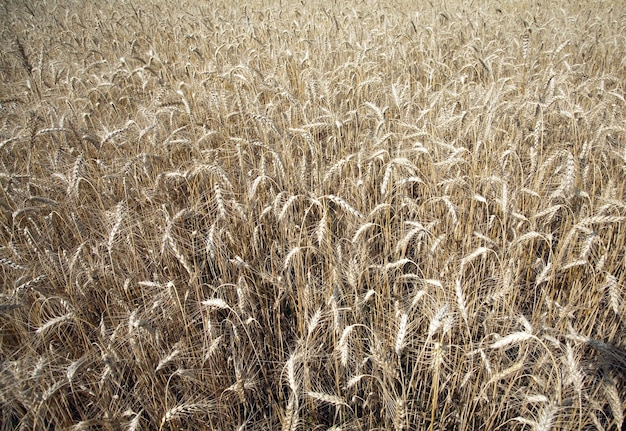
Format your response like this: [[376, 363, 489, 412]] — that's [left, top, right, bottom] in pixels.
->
[[1, 0, 625, 429]]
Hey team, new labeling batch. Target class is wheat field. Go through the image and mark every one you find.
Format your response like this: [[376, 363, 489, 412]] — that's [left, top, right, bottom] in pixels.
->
[[1, 0, 625, 429]]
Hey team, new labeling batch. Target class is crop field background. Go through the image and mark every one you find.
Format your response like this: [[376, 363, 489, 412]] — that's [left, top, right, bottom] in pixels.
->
[[1, 0, 625, 429]]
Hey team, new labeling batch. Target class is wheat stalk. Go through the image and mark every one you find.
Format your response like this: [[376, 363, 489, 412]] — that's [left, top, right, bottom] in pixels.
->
[[306, 391, 346, 407], [3, 1, 625, 429], [394, 313, 409, 356]]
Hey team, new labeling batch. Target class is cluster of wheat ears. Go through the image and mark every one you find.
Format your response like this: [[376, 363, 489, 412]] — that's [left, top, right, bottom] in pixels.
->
[[1, 0, 625, 429]]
